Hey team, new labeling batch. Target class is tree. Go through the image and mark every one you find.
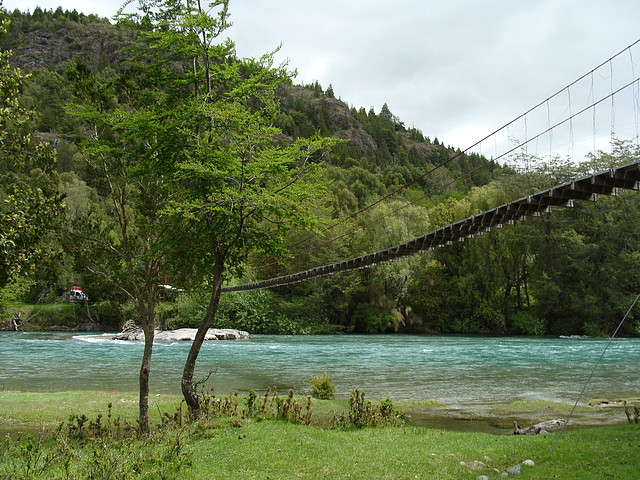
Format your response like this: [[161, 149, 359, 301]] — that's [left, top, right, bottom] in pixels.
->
[[325, 83, 335, 98], [0, 5, 61, 288], [65, 53, 179, 432], [117, 0, 338, 419]]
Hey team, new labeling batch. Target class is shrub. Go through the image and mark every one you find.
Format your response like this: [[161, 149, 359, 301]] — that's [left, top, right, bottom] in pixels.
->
[[165, 383, 314, 427], [0, 406, 189, 479], [216, 289, 316, 334], [351, 303, 394, 333], [583, 320, 608, 337], [309, 371, 336, 400], [163, 291, 208, 329], [512, 311, 546, 335]]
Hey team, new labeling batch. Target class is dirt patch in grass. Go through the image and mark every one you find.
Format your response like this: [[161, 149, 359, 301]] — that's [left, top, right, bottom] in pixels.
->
[[400, 399, 630, 434]]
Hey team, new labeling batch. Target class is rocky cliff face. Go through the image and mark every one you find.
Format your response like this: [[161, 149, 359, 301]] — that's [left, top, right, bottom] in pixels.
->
[[3, 11, 444, 169], [3, 17, 134, 72]]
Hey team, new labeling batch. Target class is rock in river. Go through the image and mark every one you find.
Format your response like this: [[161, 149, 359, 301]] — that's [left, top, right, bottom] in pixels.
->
[[111, 327, 249, 341]]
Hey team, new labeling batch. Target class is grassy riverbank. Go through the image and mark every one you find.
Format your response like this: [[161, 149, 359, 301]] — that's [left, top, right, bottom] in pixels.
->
[[1, 390, 638, 479]]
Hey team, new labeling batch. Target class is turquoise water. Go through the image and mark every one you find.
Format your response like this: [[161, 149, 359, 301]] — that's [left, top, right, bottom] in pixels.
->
[[1, 332, 638, 405]]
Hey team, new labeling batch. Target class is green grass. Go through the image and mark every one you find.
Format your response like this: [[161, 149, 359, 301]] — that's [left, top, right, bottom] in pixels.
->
[[0, 391, 182, 432], [183, 420, 639, 479], [1, 391, 638, 479]]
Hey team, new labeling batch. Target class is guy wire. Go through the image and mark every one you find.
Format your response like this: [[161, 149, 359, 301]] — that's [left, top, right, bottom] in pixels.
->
[[549, 292, 640, 457]]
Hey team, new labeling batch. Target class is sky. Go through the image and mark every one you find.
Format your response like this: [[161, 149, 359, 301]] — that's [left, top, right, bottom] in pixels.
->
[[6, 0, 640, 161]]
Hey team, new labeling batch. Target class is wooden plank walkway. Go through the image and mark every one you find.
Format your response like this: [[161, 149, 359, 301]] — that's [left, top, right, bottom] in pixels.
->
[[223, 161, 640, 292]]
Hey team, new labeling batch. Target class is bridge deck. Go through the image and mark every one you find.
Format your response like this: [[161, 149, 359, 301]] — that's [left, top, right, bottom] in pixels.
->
[[223, 161, 640, 292]]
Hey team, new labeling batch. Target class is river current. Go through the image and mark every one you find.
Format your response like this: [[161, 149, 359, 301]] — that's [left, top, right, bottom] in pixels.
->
[[1, 332, 638, 405]]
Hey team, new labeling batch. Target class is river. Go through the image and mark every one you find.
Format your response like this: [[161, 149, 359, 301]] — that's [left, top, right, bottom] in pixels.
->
[[1, 332, 638, 406]]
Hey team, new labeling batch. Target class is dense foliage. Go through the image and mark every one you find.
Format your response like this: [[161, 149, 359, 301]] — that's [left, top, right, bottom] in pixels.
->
[[0, 10, 62, 290], [2, 6, 639, 337]]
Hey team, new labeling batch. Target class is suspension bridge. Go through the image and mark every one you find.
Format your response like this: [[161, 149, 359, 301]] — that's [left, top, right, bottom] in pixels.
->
[[223, 160, 640, 292], [224, 38, 640, 293]]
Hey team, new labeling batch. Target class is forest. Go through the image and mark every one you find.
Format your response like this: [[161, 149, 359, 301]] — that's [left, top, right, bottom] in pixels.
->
[[2, 4, 640, 338]]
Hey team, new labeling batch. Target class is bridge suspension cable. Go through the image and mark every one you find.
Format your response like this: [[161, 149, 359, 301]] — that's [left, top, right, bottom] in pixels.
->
[[252, 38, 640, 273]]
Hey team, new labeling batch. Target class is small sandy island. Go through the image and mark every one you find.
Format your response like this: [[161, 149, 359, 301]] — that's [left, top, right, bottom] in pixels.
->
[[109, 327, 249, 341]]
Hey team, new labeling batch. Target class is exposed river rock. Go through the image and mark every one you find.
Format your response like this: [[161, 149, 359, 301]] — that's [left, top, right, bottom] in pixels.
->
[[111, 327, 249, 341]]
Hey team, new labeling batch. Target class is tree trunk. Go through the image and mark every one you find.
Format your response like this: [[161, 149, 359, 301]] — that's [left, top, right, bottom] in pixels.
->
[[139, 316, 155, 434], [181, 267, 223, 421], [524, 277, 531, 308]]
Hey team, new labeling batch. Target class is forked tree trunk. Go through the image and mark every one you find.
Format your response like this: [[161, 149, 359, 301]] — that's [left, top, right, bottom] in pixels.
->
[[181, 266, 223, 420]]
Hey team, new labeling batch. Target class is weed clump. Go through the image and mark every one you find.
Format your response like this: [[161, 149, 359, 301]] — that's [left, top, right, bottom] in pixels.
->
[[332, 389, 405, 428], [160, 384, 314, 429], [0, 405, 189, 479]]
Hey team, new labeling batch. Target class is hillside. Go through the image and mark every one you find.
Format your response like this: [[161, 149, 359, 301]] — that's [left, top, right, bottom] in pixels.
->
[[2, 8, 499, 187], [2, 7, 639, 337]]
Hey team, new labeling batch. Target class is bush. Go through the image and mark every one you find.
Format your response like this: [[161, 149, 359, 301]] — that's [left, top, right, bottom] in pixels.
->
[[216, 289, 316, 334], [309, 372, 335, 399], [624, 402, 639, 424], [512, 311, 546, 335], [172, 385, 313, 426], [92, 300, 133, 328], [448, 316, 481, 334], [161, 292, 207, 329], [351, 303, 394, 333], [583, 320, 608, 338]]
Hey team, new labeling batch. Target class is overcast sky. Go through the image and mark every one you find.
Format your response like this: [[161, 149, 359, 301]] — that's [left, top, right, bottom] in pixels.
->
[[6, 0, 640, 161]]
